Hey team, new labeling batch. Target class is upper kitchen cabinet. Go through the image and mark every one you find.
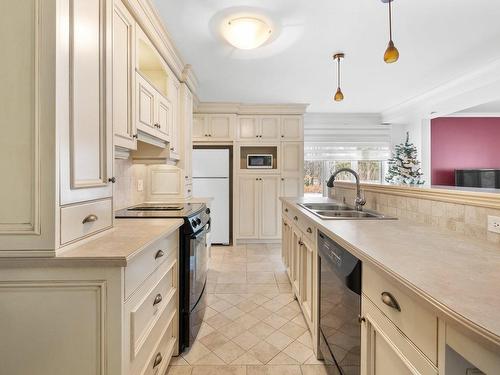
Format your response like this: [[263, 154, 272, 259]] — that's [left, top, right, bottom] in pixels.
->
[[281, 115, 303, 141], [237, 115, 281, 141], [113, 0, 137, 150], [134, 25, 173, 144], [59, 0, 113, 205], [192, 114, 236, 142], [167, 77, 181, 160]]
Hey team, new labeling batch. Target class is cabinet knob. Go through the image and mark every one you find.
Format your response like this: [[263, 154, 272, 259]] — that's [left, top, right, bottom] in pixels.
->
[[132, 134, 138, 139], [188, 189, 191, 193], [294, 216, 298, 221], [153, 352, 163, 369], [170, 147, 174, 151], [155, 250, 165, 259], [358, 315, 366, 324], [153, 294, 163, 306], [281, 178, 284, 181], [298, 240, 304, 246], [108, 177, 116, 183], [307, 227, 312, 233], [82, 214, 98, 224], [255, 178, 259, 181], [208, 134, 212, 137], [281, 135, 284, 138], [381, 292, 401, 312], [285, 208, 288, 212]]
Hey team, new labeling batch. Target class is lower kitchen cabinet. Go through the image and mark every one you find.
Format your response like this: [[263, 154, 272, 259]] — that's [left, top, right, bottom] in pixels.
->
[[236, 175, 281, 240], [299, 236, 315, 327], [0, 229, 180, 375]]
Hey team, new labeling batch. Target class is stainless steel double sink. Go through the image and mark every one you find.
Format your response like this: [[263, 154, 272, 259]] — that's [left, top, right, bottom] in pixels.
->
[[298, 202, 396, 220]]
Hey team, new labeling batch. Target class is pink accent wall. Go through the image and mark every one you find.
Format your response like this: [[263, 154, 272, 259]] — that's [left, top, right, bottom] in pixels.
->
[[431, 117, 500, 185]]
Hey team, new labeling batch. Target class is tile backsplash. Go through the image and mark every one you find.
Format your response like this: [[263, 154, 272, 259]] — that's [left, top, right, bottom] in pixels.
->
[[330, 186, 500, 245], [114, 158, 147, 210]]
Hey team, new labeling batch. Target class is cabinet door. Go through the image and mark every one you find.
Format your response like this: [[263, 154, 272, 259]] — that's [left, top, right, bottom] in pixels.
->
[[300, 238, 314, 327], [259, 176, 281, 239], [156, 94, 171, 141], [291, 227, 301, 296], [282, 219, 292, 274], [193, 114, 207, 140], [281, 176, 303, 197], [168, 79, 180, 159], [180, 85, 193, 182], [238, 116, 259, 141], [113, 0, 136, 150], [136, 75, 156, 132], [281, 116, 303, 140], [363, 319, 414, 375], [236, 176, 259, 239], [260, 116, 281, 140], [60, 0, 113, 204], [209, 115, 234, 140], [281, 142, 304, 174]]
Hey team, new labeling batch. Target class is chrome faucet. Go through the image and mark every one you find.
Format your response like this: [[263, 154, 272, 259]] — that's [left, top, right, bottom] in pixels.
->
[[326, 168, 366, 211]]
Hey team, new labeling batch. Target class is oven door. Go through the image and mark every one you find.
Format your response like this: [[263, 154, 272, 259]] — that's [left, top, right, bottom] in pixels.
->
[[318, 232, 362, 375], [189, 221, 210, 312]]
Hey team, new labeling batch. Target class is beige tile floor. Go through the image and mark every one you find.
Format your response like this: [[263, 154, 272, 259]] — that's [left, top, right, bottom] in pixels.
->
[[166, 243, 339, 375]]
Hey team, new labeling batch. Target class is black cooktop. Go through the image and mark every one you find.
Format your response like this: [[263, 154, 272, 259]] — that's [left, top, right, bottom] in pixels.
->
[[115, 202, 204, 218]]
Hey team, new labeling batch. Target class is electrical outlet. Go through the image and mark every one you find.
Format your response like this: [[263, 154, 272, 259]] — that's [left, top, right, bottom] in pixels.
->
[[487, 215, 500, 234], [137, 179, 144, 192]]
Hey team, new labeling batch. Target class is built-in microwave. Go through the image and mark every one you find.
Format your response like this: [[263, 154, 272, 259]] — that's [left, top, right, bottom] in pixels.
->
[[247, 154, 273, 169]]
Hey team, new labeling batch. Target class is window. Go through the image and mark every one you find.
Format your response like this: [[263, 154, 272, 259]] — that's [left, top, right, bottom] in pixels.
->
[[303, 160, 385, 197]]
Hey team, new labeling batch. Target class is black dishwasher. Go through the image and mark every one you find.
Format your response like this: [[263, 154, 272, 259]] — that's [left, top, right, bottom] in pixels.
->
[[318, 231, 362, 375]]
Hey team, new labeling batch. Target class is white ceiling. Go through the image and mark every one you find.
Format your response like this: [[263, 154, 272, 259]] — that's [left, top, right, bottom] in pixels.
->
[[154, 0, 500, 113]]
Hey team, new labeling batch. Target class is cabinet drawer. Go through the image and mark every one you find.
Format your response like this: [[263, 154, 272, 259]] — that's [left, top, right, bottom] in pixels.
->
[[363, 263, 438, 364], [130, 258, 177, 359], [125, 232, 178, 299], [138, 311, 177, 375], [60, 199, 112, 245], [298, 216, 316, 244], [185, 183, 193, 198]]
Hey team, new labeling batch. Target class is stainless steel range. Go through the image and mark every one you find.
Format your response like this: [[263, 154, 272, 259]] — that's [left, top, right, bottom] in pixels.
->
[[115, 202, 211, 352]]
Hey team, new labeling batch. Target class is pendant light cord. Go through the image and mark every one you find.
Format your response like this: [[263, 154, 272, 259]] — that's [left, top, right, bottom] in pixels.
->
[[389, 0, 393, 41], [337, 57, 341, 89]]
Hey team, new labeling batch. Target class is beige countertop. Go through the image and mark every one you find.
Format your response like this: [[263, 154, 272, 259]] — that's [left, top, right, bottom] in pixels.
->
[[281, 196, 500, 350], [0, 219, 183, 267]]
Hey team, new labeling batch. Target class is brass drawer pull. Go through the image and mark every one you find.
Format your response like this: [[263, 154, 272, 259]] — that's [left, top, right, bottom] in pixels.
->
[[307, 227, 312, 233], [294, 216, 298, 221], [82, 214, 98, 224], [298, 240, 304, 246], [155, 250, 165, 259], [285, 208, 288, 212], [153, 352, 163, 368], [381, 292, 401, 312], [153, 294, 163, 306]]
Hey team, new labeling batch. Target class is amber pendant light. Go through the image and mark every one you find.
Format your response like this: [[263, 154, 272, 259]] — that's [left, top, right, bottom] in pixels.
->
[[383, 0, 399, 63], [333, 53, 345, 102]]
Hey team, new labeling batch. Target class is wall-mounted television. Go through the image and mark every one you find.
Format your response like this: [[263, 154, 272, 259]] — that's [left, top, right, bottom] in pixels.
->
[[455, 169, 500, 188]]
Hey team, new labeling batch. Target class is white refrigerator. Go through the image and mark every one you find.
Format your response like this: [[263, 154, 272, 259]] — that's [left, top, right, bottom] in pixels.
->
[[192, 149, 230, 244]]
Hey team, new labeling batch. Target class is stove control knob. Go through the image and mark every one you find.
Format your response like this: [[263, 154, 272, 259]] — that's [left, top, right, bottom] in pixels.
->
[[191, 219, 198, 228], [205, 208, 211, 215], [196, 218, 202, 225]]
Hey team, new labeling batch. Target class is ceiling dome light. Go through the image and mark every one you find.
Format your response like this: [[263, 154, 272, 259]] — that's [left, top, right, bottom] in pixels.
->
[[222, 16, 272, 50]]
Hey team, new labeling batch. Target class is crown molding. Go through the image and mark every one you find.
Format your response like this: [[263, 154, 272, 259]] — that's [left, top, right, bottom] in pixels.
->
[[195, 102, 309, 115]]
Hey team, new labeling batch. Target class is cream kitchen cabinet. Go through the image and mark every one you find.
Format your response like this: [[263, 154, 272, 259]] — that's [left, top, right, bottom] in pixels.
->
[[113, 0, 137, 150], [281, 176, 304, 197], [192, 114, 236, 141], [59, 0, 114, 206], [237, 115, 281, 141], [167, 78, 181, 160], [281, 142, 304, 174], [236, 175, 281, 240], [179, 84, 194, 183], [136, 73, 172, 142], [0, 225, 181, 375], [281, 116, 304, 141]]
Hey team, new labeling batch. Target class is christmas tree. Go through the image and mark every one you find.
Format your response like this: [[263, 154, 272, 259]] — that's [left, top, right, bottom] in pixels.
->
[[385, 131, 425, 185]]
